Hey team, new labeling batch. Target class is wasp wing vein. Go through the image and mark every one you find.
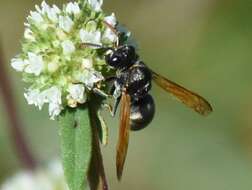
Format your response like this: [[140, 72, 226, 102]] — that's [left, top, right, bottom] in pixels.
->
[[116, 92, 131, 180], [152, 71, 212, 116]]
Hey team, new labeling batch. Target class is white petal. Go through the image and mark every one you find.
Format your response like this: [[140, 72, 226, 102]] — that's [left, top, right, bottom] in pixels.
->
[[73, 70, 103, 90], [24, 22, 30, 27], [48, 102, 62, 120], [42, 86, 62, 105], [79, 29, 101, 46], [90, 71, 104, 84], [52, 5, 61, 14], [24, 89, 45, 110], [88, 0, 103, 12], [40, 1, 60, 22], [59, 16, 74, 33], [104, 13, 117, 26], [24, 28, 35, 41], [41, 1, 50, 14], [11, 58, 28, 72], [29, 11, 43, 24], [35, 4, 42, 13], [41, 86, 62, 119], [83, 70, 104, 89], [24, 53, 44, 76], [67, 84, 86, 104], [47, 9, 58, 22], [61, 40, 75, 55], [82, 58, 93, 69], [24, 87, 62, 119], [103, 28, 117, 42], [66, 2, 80, 15], [42, 86, 63, 120]]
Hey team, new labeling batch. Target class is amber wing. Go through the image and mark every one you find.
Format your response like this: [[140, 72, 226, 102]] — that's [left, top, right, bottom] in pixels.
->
[[152, 71, 212, 116], [116, 91, 131, 180]]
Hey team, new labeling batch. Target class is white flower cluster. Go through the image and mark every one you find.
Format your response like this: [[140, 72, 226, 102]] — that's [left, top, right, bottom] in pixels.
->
[[0, 160, 68, 190], [11, 0, 121, 119]]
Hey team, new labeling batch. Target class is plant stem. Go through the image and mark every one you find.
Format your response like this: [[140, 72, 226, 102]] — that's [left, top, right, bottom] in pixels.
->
[[0, 44, 37, 170], [88, 101, 108, 190]]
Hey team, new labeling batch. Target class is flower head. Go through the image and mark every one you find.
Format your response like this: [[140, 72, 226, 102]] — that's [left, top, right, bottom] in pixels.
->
[[11, 0, 133, 119], [0, 160, 68, 190]]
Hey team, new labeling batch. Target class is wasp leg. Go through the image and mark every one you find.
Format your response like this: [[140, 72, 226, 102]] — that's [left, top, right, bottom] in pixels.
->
[[105, 76, 117, 83], [93, 88, 111, 98], [104, 76, 116, 95], [101, 97, 121, 117], [112, 97, 121, 117], [110, 84, 116, 96]]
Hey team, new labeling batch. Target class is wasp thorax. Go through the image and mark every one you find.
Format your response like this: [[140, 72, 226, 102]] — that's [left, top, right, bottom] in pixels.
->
[[127, 63, 152, 99], [105, 45, 138, 70]]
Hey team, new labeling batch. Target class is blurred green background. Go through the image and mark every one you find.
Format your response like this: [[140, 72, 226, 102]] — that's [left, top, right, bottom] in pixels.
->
[[1, 0, 252, 189]]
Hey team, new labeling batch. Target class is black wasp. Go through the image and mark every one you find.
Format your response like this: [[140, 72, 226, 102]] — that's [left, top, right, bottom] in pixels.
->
[[84, 21, 213, 180], [105, 45, 155, 131]]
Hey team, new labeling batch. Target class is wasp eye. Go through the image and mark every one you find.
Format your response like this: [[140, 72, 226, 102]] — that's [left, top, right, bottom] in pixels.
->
[[112, 56, 121, 63], [106, 53, 123, 68]]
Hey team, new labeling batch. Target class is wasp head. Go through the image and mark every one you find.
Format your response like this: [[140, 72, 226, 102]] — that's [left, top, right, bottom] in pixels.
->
[[105, 45, 138, 70]]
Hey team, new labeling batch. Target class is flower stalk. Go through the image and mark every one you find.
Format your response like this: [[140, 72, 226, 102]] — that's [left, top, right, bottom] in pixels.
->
[[0, 43, 36, 169], [88, 97, 108, 190]]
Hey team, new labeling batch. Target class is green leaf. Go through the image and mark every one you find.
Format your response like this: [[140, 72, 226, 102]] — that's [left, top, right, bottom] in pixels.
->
[[59, 106, 92, 190]]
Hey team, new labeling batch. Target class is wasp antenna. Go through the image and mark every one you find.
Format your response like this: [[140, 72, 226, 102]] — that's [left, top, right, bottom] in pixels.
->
[[80, 42, 104, 49], [103, 21, 119, 36], [103, 21, 120, 47], [80, 42, 114, 52]]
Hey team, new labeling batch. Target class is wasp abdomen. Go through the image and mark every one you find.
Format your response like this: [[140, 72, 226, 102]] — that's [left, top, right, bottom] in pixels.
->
[[130, 94, 155, 131]]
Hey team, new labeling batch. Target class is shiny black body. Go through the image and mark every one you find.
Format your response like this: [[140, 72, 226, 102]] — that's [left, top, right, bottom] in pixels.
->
[[105, 45, 155, 131]]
